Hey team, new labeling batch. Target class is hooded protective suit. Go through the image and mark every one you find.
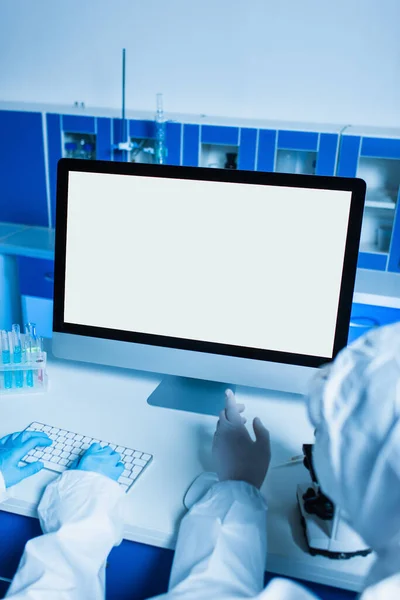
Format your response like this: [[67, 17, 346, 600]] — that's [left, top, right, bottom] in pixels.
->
[[3, 322, 400, 599]]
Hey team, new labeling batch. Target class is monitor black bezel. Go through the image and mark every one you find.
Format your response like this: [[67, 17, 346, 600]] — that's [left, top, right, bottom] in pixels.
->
[[53, 159, 366, 368]]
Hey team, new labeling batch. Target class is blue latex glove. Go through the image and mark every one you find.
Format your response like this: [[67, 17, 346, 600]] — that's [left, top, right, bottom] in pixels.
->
[[0, 431, 52, 488], [70, 443, 124, 482]]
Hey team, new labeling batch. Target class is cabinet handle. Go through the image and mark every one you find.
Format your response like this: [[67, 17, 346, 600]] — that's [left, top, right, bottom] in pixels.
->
[[349, 316, 380, 329], [44, 272, 54, 283]]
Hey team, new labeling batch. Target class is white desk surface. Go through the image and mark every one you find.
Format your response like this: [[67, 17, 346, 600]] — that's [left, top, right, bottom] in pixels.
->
[[0, 353, 373, 592]]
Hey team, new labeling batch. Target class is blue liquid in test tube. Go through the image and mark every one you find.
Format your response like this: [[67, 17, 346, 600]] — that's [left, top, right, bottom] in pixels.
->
[[1, 330, 12, 389], [12, 324, 23, 388], [24, 335, 34, 388]]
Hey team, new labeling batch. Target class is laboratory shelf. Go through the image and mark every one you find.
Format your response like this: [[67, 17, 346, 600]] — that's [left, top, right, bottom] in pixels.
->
[[364, 200, 395, 209]]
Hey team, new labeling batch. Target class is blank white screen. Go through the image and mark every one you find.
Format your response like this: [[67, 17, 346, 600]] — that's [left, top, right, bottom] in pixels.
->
[[64, 171, 352, 358]]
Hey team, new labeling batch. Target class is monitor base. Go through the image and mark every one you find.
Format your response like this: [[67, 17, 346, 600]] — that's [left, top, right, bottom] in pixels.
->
[[147, 376, 236, 416]]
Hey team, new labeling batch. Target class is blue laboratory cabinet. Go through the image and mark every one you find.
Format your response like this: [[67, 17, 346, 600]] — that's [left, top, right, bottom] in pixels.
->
[[2, 103, 400, 337], [337, 127, 400, 272], [186, 122, 340, 176]]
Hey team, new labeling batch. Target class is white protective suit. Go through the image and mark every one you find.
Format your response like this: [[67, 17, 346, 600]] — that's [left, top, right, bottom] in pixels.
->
[[3, 322, 400, 599]]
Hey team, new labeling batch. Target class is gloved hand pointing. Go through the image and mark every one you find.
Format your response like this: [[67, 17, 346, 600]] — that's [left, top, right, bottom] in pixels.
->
[[212, 389, 271, 489], [0, 431, 52, 488]]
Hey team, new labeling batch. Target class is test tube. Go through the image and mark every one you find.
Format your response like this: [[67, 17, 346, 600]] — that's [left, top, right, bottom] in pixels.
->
[[1, 330, 12, 389], [24, 333, 34, 388], [12, 324, 23, 388], [35, 336, 44, 383], [25, 322, 37, 337]]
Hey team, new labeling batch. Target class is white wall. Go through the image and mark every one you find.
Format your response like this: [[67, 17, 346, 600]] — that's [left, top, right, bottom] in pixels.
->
[[0, 0, 399, 127]]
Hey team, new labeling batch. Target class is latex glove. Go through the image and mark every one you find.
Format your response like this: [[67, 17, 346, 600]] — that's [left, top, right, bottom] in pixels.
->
[[212, 389, 271, 489], [0, 431, 52, 488], [71, 443, 125, 482]]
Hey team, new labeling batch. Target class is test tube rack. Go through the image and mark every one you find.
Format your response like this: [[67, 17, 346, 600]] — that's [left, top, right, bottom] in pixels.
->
[[0, 332, 48, 394]]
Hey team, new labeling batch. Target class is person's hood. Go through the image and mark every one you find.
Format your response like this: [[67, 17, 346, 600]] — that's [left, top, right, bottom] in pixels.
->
[[307, 322, 400, 583]]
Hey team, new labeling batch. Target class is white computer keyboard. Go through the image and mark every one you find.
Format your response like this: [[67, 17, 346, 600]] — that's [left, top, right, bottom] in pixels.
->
[[22, 422, 153, 492]]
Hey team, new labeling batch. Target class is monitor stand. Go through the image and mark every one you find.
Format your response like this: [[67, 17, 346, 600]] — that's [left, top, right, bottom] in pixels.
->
[[147, 376, 236, 416]]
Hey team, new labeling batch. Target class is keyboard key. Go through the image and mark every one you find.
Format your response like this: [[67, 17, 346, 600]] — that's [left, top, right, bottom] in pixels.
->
[[66, 432, 74, 439], [141, 453, 151, 461], [73, 440, 82, 448], [122, 469, 131, 478], [82, 437, 91, 443], [24, 455, 37, 463], [134, 458, 146, 467], [52, 449, 61, 456], [133, 451, 142, 459], [64, 445, 73, 453], [50, 427, 60, 434], [60, 451, 69, 459], [109, 444, 117, 450], [42, 453, 52, 461], [74, 435, 83, 441], [118, 476, 132, 486], [49, 455, 61, 463], [58, 458, 68, 466], [43, 425, 51, 432], [131, 465, 143, 479], [120, 484, 129, 492], [70, 449, 80, 456], [124, 449, 133, 457], [124, 455, 133, 464], [116, 446, 125, 453]]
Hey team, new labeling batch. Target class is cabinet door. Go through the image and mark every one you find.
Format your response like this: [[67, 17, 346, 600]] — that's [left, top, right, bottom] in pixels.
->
[[238, 128, 257, 170], [337, 134, 400, 270], [315, 133, 339, 176], [387, 190, 400, 273], [0, 111, 48, 227], [274, 130, 338, 177], [97, 117, 113, 161], [275, 130, 318, 176], [105, 539, 173, 600], [166, 122, 181, 166], [256, 129, 276, 172], [337, 135, 361, 177], [18, 257, 54, 337], [0, 510, 41, 580], [46, 114, 62, 228], [182, 124, 200, 167], [18, 257, 54, 300]]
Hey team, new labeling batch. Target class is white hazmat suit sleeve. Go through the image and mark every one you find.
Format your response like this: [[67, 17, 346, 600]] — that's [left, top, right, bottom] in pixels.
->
[[154, 480, 318, 600], [159, 479, 268, 599], [5, 469, 125, 600]]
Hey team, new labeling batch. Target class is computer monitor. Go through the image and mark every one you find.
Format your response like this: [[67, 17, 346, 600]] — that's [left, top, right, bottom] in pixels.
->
[[52, 159, 365, 414]]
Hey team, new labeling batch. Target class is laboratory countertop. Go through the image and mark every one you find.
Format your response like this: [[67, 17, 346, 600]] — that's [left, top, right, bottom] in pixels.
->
[[0, 224, 54, 261], [0, 351, 374, 593]]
